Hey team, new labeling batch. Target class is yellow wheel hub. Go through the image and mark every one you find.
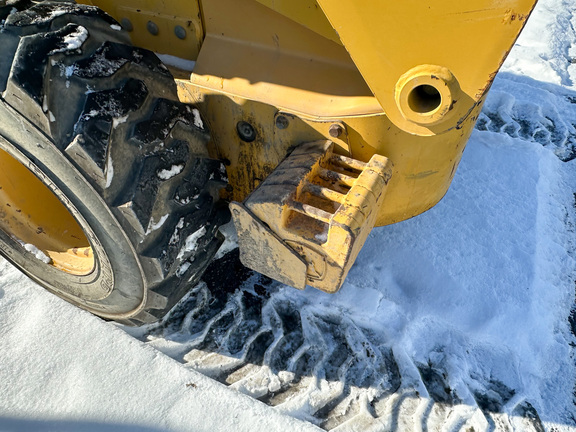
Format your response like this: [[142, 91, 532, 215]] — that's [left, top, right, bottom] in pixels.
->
[[0, 148, 94, 275]]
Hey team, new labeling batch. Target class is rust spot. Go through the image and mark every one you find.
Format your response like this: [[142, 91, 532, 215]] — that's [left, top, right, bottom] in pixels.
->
[[36, 227, 44, 235], [476, 70, 501, 99], [84, 248, 90, 257], [73, 247, 78, 255], [503, 9, 529, 24]]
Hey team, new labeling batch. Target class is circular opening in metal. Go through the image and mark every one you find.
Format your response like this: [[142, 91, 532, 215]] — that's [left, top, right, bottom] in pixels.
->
[[0, 148, 95, 275], [408, 84, 442, 114]]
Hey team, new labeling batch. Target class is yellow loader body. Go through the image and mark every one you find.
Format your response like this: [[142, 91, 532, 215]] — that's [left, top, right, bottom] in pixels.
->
[[77, 0, 537, 292], [1, 0, 537, 301]]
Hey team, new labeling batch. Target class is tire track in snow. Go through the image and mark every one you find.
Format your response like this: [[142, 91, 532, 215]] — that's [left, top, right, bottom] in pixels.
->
[[134, 251, 545, 432]]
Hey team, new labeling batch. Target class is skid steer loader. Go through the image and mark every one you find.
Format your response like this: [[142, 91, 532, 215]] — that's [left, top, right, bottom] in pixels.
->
[[0, 0, 537, 325]]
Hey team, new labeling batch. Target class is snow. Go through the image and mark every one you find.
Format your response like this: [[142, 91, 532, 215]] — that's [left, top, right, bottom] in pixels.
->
[[0, 0, 575, 431], [288, 132, 575, 426], [146, 214, 169, 235], [62, 26, 89, 51], [156, 54, 196, 72], [112, 115, 128, 129], [177, 226, 207, 260], [20, 243, 51, 264], [192, 108, 204, 130], [50, 26, 89, 54], [157, 164, 184, 180], [214, 221, 239, 259], [105, 155, 114, 188], [0, 262, 319, 432]]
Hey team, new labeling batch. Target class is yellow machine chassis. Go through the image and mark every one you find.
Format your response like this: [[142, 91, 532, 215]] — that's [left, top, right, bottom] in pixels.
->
[[79, 0, 537, 292]]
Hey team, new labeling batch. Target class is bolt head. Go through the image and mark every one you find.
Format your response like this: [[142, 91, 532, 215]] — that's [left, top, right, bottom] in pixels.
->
[[120, 18, 133, 32], [275, 115, 289, 130], [147, 21, 159, 36], [329, 124, 343, 138], [236, 121, 257, 142], [174, 25, 187, 40]]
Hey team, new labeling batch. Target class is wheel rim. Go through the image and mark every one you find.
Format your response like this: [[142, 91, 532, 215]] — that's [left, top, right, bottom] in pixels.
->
[[0, 148, 95, 275]]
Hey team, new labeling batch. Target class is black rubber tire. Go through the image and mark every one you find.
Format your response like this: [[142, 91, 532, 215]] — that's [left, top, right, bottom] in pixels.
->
[[0, 0, 229, 325]]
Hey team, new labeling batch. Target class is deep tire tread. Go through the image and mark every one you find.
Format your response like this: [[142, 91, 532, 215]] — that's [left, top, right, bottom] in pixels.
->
[[0, 1, 228, 324]]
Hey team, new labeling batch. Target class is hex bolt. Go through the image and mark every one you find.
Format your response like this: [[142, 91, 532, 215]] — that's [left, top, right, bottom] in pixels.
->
[[329, 124, 343, 138], [147, 21, 159, 36], [174, 25, 187, 40], [120, 18, 133, 32], [236, 121, 257, 142], [275, 115, 289, 130]]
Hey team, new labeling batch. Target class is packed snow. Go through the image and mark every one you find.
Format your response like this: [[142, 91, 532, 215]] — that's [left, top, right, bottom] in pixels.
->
[[177, 226, 207, 260], [19, 242, 51, 264], [0, 262, 319, 432], [192, 109, 204, 130], [0, 0, 575, 431], [61, 26, 88, 51], [156, 54, 197, 72], [158, 164, 185, 180], [146, 214, 169, 235], [50, 26, 89, 54]]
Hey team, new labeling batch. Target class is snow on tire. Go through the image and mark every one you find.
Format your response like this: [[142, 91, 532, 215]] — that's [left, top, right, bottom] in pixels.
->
[[0, 1, 229, 324]]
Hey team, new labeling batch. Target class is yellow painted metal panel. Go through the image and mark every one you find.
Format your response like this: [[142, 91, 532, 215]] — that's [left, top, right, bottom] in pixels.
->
[[316, 0, 538, 135], [253, 0, 341, 44], [191, 0, 379, 118], [80, 0, 204, 60]]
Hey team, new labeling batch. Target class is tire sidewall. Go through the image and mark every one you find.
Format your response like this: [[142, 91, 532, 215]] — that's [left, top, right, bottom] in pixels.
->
[[0, 101, 148, 319]]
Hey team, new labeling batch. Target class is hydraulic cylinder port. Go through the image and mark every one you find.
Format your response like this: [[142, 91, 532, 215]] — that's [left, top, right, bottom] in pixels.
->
[[408, 84, 442, 114], [395, 65, 461, 127], [0, 148, 94, 275]]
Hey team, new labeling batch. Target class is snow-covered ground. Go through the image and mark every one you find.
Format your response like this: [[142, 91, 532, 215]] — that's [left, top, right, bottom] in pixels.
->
[[0, 262, 320, 432], [1, 0, 576, 431]]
